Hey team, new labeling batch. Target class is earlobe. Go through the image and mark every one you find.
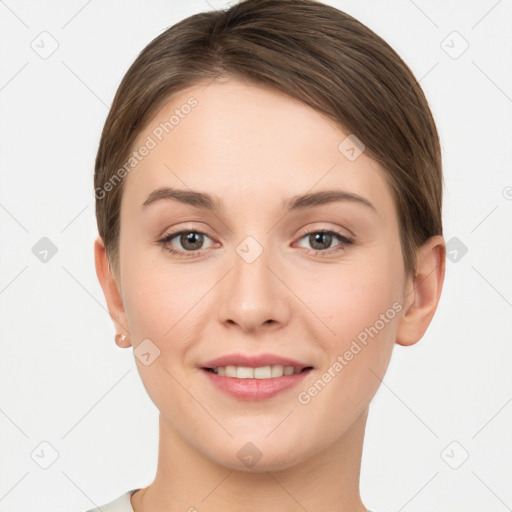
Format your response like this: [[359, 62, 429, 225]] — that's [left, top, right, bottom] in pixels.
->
[[114, 333, 132, 349], [395, 235, 446, 347], [94, 236, 131, 345]]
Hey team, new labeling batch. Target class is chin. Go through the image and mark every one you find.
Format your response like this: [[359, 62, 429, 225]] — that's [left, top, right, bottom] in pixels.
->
[[217, 452, 306, 473], [204, 435, 311, 473]]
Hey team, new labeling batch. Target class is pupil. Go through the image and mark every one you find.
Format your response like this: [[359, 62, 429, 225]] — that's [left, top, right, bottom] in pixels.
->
[[182, 232, 203, 250], [311, 232, 331, 250]]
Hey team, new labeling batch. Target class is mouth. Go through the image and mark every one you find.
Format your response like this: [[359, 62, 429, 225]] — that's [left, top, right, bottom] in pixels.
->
[[200, 365, 314, 400], [202, 365, 314, 379], [199, 353, 315, 399]]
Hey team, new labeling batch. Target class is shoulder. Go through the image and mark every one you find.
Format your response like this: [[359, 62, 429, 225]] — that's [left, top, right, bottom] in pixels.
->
[[83, 489, 140, 512]]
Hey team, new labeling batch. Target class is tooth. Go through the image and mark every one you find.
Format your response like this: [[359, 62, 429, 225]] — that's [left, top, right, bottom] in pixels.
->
[[254, 366, 272, 379], [211, 365, 305, 379], [225, 365, 237, 378], [271, 365, 284, 377], [236, 366, 254, 379]]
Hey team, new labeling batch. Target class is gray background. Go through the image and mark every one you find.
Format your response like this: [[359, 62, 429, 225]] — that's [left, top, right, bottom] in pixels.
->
[[1, 0, 511, 510]]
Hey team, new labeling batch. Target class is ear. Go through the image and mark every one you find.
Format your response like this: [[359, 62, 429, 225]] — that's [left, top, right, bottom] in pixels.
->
[[396, 235, 446, 346], [94, 235, 131, 348]]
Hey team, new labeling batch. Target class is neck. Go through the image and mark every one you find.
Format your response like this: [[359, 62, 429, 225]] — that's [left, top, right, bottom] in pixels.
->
[[133, 408, 369, 512]]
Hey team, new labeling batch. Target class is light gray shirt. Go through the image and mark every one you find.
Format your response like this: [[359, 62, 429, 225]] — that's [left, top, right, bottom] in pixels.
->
[[85, 489, 378, 512]]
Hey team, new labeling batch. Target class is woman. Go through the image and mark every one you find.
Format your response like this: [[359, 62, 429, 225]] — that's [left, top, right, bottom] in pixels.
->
[[90, 0, 445, 510]]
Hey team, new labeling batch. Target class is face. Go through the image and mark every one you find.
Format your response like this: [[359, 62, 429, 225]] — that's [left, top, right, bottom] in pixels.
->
[[115, 77, 409, 470]]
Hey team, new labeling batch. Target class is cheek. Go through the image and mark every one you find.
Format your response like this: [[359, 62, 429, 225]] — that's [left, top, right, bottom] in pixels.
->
[[319, 250, 402, 334], [294, 256, 402, 426], [119, 260, 204, 409], [122, 262, 201, 343], [306, 245, 404, 409]]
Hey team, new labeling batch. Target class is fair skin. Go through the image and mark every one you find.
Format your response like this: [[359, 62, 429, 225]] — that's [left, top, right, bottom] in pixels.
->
[[95, 77, 445, 512]]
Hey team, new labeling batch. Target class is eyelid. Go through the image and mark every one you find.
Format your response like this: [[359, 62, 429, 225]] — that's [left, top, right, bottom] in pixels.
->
[[296, 224, 353, 241]]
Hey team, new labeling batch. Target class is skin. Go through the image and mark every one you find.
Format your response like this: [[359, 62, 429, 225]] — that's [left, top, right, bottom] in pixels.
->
[[95, 77, 445, 512]]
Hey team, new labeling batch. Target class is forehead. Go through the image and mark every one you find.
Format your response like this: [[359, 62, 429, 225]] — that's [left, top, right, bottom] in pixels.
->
[[122, 78, 395, 220]]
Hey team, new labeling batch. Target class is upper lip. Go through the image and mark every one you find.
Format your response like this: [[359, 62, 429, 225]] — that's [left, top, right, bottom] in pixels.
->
[[202, 353, 313, 369]]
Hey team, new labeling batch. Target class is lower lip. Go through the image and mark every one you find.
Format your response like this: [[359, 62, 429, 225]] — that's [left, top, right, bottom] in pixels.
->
[[201, 368, 313, 400]]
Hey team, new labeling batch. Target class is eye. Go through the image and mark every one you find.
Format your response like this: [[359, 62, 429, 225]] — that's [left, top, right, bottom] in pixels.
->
[[296, 229, 353, 256], [158, 229, 214, 257], [157, 227, 353, 258]]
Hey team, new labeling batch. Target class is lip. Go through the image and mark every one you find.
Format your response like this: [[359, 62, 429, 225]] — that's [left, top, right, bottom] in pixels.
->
[[200, 352, 314, 401], [202, 367, 313, 400], [201, 352, 311, 369]]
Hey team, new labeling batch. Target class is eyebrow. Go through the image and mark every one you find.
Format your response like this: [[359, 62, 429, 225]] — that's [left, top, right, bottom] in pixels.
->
[[141, 187, 376, 213]]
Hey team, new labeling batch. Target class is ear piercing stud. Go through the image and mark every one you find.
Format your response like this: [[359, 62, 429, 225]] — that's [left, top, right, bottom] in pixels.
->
[[115, 333, 129, 346]]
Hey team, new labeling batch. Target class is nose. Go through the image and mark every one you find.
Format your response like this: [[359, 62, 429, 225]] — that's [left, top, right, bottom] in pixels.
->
[[216, 240, 291, 333]]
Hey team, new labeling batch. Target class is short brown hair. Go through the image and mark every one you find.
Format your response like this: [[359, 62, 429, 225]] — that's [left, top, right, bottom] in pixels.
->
[[94, 0, 443, 279]]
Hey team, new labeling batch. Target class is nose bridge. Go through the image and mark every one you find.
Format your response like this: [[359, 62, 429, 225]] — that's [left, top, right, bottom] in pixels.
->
[[217, 233, 289, 330]]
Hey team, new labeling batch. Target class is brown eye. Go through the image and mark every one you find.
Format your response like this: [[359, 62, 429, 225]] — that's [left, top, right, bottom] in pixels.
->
[[296, 229, 353, 256], [158, 230, 214, 257], [177, 232, 204, 251], [308, 232, 334, 251]]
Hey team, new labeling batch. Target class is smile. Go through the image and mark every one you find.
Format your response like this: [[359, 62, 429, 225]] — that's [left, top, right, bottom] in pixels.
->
[[205, 365, 311, 378], [201, 366, 314, 400]]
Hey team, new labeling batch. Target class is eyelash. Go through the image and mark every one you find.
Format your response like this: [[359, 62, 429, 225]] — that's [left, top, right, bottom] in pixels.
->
[[157, 228, 353, 259]]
